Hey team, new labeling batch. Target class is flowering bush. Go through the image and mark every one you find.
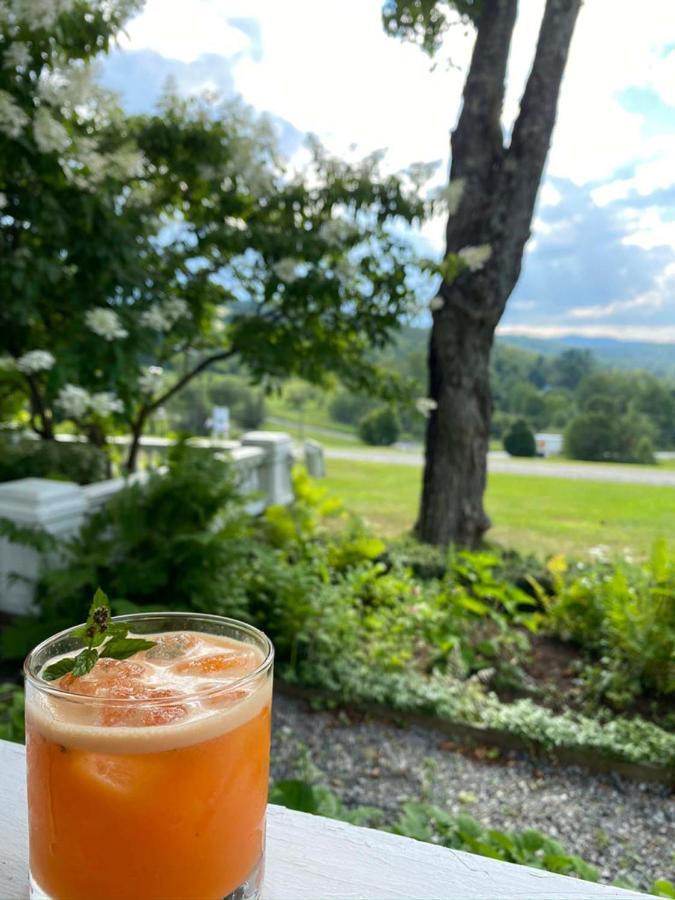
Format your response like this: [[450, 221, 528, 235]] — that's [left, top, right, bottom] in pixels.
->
[[0, 0, 429, 470]]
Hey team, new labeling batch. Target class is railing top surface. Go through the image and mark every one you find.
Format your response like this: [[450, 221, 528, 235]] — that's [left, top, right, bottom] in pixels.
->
[[0, 739, 645, 900]]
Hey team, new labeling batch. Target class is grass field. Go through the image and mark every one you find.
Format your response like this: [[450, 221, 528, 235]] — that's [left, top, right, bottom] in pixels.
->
[[323, 458, 675, 558]]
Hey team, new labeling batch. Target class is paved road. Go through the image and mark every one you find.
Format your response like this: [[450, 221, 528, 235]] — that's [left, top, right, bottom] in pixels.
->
[[323, 448, 675, 487]]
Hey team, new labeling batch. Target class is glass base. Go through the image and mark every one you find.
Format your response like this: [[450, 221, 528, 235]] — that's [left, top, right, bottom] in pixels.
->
[[30, 857, 264, 900]]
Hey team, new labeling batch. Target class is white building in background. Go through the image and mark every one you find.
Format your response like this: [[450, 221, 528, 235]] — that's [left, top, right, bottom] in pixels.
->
[[535, 433, 564, 457]]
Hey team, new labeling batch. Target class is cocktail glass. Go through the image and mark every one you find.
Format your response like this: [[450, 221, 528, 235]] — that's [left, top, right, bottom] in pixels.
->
[[24, 613, 274, 900]]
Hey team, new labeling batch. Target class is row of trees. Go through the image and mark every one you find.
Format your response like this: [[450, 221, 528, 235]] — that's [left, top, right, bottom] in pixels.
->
[[323, 337, 675, 457]]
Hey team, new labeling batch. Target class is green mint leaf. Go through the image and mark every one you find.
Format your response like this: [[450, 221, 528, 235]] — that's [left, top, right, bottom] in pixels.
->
[[71, 647, 99, 677], [43, 657, 76, 681], [87, 587, 110, 625], [107, 623, 129, 639], [101, 637, 156, 660]]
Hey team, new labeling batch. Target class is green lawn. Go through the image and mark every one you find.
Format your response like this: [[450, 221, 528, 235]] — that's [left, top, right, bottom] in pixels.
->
[[261, 423, 360, 450], [323, 458, 675, 558]]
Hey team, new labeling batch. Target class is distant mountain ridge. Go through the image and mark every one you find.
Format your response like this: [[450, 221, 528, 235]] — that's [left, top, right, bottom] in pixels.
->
[[498, 334, 675, 376]]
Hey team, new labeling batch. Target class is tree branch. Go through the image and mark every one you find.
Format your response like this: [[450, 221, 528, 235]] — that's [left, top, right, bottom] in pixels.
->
[[146, 348, 238, 415], [498, 0, 582, 256], [450, 0, 518, 182], [445, 0, 518, 255], [24, 375, 53, 439]]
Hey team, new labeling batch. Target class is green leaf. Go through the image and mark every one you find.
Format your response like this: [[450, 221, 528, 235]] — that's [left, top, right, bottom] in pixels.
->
[[71, 648, 99, 678], [456, 595, 490, 616], [107, 623, 129, 639], [652, 879, 675, 899], [269, 779, 321, 814], [42, 657, 76, 681], [89, 587, 110, 621], [101, 637, 156, 660]]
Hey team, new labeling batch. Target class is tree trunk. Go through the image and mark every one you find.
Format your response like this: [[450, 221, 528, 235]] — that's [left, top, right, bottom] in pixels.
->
[[416, 0, 582, 547], [416, 304, 493, 547]]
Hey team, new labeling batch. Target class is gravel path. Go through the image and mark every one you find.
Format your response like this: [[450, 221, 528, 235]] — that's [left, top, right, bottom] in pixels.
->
[[324, 448, 675, 487], [270, 693, 674, 892]]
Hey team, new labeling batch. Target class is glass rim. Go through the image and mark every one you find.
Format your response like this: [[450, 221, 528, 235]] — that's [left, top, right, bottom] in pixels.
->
[[23, 611, 274, 704]]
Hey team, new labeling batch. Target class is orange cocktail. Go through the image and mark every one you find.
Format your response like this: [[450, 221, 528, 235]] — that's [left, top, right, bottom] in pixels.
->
[[24, 614, 274, 900]]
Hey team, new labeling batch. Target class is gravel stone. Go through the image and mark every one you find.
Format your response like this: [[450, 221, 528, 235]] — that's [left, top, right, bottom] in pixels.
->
[[270, 693, 674, 891]]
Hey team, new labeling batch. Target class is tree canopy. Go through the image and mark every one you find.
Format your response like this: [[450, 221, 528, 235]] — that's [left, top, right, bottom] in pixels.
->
[[0, 0, 429, 467]]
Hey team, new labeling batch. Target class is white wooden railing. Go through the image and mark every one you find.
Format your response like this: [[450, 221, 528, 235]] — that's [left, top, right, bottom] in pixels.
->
[[0, 432, 293, 615]]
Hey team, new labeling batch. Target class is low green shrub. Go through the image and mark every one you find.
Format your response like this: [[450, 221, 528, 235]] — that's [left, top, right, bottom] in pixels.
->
[[357, 405, 400, 446], [564, 411, 656, 464], [503, 419, 536, 457], [0, 435, 108, 484]]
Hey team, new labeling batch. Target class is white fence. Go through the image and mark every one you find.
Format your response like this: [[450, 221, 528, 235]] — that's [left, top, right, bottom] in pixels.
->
[[0, 431, 293, 615]]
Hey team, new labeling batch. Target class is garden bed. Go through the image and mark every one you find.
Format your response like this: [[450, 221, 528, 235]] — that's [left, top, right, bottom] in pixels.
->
[[277, 683, 674, 786]]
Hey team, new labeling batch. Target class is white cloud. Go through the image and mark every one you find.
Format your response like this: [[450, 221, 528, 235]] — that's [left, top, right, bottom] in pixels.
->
[[648, 47, 675, 107], [568, 293, 665, 320], [621, 209, 675, 250], [122, 0, 675, 187], [592, 151, 675, 207], [539, 182, 562, 207], [544, 0, 675, 184], [498, 323, 675, 343], [533, 261, 675, 324], [120, 0, 250, 63]]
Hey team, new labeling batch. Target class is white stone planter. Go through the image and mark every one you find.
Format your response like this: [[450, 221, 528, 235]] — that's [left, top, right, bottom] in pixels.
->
[[0, 432, 293, 615]]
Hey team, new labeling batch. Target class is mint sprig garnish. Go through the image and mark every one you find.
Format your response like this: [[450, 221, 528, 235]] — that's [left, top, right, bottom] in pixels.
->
[[43, 588, 156, 682]]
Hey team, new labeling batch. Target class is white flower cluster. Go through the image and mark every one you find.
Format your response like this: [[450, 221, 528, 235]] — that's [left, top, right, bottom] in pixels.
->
[[458, 244, 492, 272], [273, 258, 301, 284], [0, 88, 29, 139], [140, 298, 189, 332], [33, 107, 69, 154], [415, 397, 438, 418], [3, 41, 31, 70], [15, 349, 55, 374], [62, 140, 146, 191], [90, 391, 124, 417], [432, 178, 465, 216], [139, 365, 164, 397], [11, 0, 75, 31], [56, 384, 124, 419], [85, 308, 128, 341], [318, 218, 355, 247], [56, 384, 89, 419], [38, 65, 93, 111]]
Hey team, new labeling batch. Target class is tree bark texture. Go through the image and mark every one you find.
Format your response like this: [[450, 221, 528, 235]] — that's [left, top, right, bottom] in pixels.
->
[[416, 0, 582, 548]]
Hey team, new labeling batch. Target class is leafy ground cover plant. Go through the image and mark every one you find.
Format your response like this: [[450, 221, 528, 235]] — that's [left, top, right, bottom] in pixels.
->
[[0, 683, 24, 744], [542, 542, 675, 709]]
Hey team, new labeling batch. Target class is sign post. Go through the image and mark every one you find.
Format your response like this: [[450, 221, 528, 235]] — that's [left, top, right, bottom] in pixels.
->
[[212, 405, 230, 439]]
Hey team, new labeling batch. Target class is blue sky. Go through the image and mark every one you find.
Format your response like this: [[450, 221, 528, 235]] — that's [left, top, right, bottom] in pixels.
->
[[101, 0, 675, 342]]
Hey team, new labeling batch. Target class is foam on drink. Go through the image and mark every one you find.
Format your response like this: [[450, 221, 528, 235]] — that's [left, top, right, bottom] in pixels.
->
[[26, 631, 271, 754]]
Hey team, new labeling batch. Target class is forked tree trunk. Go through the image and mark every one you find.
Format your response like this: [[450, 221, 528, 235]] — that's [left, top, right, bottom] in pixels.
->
[[416, 0, 582, 548]]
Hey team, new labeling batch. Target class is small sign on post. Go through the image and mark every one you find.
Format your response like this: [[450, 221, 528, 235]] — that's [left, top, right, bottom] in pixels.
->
[[212, 406, 230, 439]]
